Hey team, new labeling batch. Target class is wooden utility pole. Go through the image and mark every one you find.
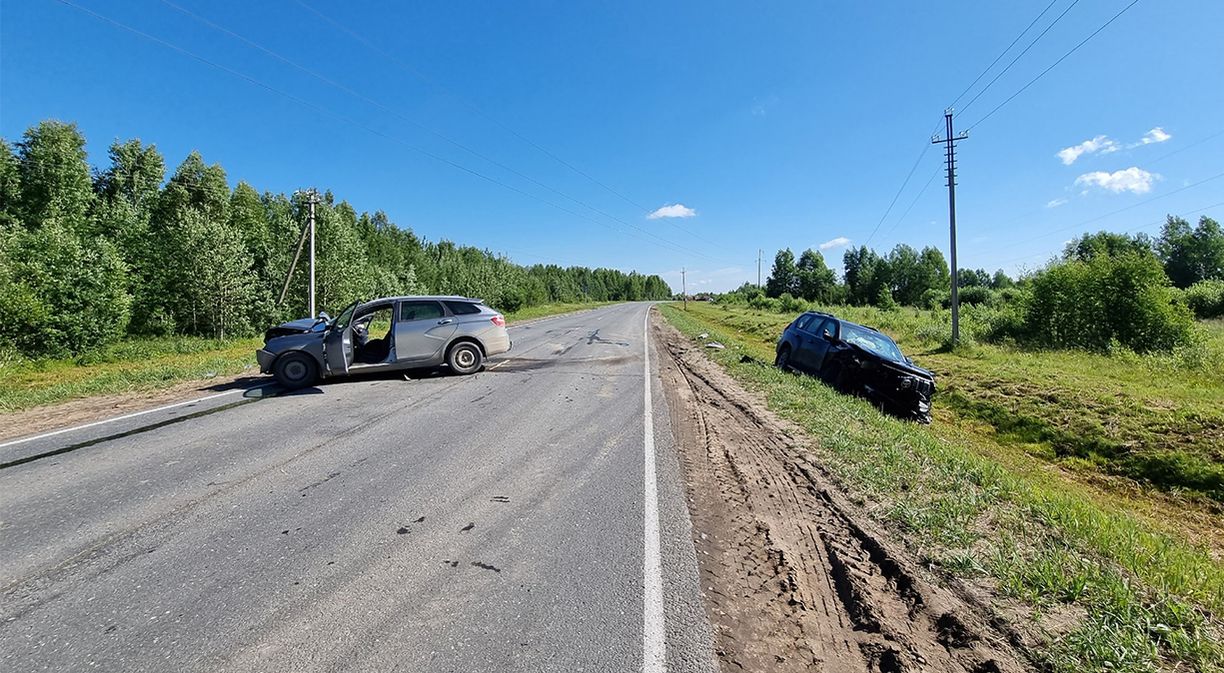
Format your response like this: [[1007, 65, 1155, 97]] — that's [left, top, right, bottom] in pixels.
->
[[682, 267, 687, 309], [932, 109, 968, 345], [757, 249, 762, 288]]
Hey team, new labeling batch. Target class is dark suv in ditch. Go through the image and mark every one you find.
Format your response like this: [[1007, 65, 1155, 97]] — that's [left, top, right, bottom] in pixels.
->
[[775, 311, 935, 423]]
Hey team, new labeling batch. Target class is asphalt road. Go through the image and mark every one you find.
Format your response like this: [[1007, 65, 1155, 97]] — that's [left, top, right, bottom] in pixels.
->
[[0, 302, 716, 673]]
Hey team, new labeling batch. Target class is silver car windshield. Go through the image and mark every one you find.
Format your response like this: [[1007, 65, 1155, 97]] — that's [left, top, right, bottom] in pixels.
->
[[841, 324, 904, 362]]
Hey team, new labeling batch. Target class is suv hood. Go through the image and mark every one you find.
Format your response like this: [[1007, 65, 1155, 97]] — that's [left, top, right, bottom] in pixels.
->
[[847, 343, 935, 380]]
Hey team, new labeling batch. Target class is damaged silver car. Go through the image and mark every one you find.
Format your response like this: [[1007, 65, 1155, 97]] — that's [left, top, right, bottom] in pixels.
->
[[256, 296, 511, 388]]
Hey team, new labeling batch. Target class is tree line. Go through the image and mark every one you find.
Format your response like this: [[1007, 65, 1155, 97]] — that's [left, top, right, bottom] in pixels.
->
[[736, 215, 1223, 353], [0, 120, 672, 358]]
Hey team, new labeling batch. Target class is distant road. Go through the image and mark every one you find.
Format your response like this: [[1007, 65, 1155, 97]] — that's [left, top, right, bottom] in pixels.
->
[[0, 303, 715, 673]]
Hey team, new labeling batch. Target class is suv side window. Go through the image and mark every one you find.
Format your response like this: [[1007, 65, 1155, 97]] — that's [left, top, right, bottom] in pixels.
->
[[444, 301, 482, 316], [819, 319, 837, 340], [794, 314, 813, 332], [399, 301, 445, 322]]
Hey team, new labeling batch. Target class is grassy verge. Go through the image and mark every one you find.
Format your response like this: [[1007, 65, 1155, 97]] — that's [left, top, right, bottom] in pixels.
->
[[0, 302, 620, 413], [661, 303, 1223, 673]]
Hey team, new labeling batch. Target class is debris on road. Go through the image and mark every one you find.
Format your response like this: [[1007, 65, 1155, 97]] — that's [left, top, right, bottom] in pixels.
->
[[704, 342, 725, 350]]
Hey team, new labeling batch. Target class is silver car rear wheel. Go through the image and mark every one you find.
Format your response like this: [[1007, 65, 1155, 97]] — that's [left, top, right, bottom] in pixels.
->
[[447, 342, 483, 375]]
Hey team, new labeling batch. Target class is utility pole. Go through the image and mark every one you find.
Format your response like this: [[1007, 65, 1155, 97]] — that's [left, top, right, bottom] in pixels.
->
[[307, 191, 317, 318], [757, 249, 762, 288], [932, 109, 968, 345], [682, 267, 687, 309], [279, 188, 320, 317]]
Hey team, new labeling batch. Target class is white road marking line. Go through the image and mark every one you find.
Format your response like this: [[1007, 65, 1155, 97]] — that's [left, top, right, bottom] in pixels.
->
[[0, 389, 245, 450], [643, 305, 667, 672]]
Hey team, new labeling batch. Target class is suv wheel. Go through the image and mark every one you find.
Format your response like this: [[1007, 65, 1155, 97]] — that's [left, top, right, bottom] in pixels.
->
[[447, 342, 483, 375], [775, 345, 792, 371], [273, 352, 318, 389]]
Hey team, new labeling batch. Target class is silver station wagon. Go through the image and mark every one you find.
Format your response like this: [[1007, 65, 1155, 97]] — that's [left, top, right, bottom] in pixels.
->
[[256, 296, 511, 388]]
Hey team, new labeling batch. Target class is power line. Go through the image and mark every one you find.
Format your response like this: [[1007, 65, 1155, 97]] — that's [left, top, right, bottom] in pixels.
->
[[947, 0, 1062, 110], [863, 139, 934, 248], [957, 0, 1084, 116], [876, 168, 941, 246], [154, 0, 736, 265], [52, 0, 731, 266], [287, 0, 735, 253], [967, 0, 1144, 130], [866, 1, 1080, 250]]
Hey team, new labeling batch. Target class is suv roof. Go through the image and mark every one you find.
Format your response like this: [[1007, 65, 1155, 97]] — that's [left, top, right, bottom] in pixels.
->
[[802, 311, 882, 334]]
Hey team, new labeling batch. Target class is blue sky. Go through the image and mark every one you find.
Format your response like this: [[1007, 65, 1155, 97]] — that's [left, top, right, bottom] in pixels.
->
[[3, 1, 1222, 293]]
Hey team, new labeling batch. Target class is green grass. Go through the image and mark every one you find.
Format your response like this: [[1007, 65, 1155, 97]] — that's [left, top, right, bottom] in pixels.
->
[[0, 336, 264, 413], [661, 302, 1224, 673], [0, 302, 621, 414]]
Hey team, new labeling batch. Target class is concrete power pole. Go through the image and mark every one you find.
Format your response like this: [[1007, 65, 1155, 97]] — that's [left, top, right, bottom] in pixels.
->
[[307, 193, 317, 318], [932, 109, 968, 345], [757, 249, 762, 288], [682, 267, 687, 309], [277, 188, 320, 316]]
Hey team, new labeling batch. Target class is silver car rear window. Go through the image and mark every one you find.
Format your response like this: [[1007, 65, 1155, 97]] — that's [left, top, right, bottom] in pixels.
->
[[444, 301, 482, 315]]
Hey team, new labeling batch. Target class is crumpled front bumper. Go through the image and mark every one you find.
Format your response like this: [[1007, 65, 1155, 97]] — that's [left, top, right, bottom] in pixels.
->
[[256, 348, 276, 374]]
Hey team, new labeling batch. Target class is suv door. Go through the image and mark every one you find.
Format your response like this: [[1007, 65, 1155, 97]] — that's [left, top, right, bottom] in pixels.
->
[[804, 318, 838, 372], [394, 300, 457, 363]]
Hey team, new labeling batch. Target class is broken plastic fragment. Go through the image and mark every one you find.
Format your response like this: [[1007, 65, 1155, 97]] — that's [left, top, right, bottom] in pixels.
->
[[705, 342, 725, 350]]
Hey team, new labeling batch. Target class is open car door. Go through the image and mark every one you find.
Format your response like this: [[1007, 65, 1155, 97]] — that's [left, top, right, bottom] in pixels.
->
[[322, 301, 359, 376]]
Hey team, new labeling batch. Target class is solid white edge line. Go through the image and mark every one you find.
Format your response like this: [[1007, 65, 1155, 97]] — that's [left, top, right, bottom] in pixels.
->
[[643, 304, 667, 672], [0, 389, 244, 450]]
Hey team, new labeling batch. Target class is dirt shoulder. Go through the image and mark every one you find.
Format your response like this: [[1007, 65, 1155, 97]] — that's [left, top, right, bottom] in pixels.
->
[[652, 312, 1029, 672], [0, 372, 262, 443]]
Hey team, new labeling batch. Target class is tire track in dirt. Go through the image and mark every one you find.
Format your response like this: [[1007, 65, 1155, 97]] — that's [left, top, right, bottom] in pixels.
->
[[653, 315, 1028, 673]]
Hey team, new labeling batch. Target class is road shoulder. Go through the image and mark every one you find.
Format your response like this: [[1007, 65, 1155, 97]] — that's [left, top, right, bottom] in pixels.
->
[[650, 311, 1029, 672]]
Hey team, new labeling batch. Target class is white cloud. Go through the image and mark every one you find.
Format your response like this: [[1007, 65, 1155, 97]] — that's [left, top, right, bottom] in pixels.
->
[[647, 203, 696, 219], [1046, 198, 1069, 208], [818, 236, 851, 251], [1139, 127, 1171, 145], [1074, 167, 1159, 194], [1057, 135, 1120, 165]]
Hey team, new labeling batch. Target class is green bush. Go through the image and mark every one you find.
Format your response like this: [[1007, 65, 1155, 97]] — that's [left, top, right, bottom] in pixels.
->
[[920, 287, 948, 310], [1183, 279, 1224, 319], [955, 285, 997, 307], [4, 224, 131, 357], [1017, 254, 1193, 353], [778, 292, 807, 313], [748, 294, 779, 312]]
